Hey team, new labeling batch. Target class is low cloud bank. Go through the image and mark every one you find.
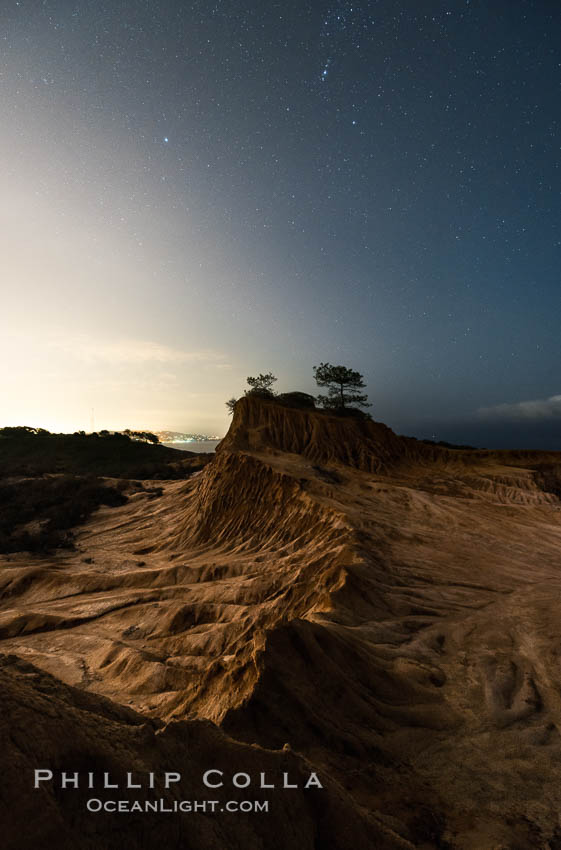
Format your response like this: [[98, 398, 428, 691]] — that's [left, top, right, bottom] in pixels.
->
[[477, 394, 561, 422]]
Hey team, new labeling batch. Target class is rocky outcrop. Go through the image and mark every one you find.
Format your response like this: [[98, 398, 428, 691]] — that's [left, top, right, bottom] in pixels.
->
[[218, 395, 407, 471]]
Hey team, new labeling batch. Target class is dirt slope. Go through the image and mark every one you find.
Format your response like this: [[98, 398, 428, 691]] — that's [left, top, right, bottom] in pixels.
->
[[3, 396, 561, 848]]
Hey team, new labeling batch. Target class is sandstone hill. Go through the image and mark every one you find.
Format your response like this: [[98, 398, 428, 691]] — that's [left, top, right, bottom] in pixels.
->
[[3, 396, 561, 848]]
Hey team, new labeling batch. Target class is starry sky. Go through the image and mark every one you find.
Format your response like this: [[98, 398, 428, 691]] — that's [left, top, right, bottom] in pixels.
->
[[1, 0, 560, 446]]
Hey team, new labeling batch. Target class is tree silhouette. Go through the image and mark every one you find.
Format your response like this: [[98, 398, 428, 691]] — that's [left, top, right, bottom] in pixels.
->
[[245, 372, 277, 397], [225, 372, 277, 414], [313, 363, 370, 411], [123, 429, 160, 444], [225, 397, 238, 415]]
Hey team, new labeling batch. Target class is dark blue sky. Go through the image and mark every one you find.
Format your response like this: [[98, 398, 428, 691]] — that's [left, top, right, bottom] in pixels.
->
[[2, 0, 560, 444]]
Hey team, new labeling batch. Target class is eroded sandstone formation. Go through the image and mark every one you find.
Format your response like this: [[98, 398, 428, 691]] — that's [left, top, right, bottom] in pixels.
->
[[3, 397, 561, 848]]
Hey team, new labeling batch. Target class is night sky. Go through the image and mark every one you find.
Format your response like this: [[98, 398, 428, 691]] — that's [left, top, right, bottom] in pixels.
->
[[2, 0, 560, 446]]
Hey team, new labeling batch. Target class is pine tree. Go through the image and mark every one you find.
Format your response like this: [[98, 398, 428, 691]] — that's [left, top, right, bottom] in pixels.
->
[[244, 372, 277, 398], [313, 363, 370, 411]]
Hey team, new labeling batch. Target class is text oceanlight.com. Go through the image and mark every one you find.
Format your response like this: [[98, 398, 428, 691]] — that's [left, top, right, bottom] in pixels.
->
[[86, 799, 269, 813]]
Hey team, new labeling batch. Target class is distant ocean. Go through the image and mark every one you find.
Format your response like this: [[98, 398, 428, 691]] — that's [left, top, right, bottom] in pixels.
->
[[163, 440, 221, 453]]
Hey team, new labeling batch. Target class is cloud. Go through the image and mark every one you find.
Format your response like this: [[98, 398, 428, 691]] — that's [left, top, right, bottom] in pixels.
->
[[46, 334, 230, 368], [477, 394, 561, 421]]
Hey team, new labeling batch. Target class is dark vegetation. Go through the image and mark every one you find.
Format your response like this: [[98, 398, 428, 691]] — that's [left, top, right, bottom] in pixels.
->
[[0, 475, 128, 554], [226, 364, 371, 417], [121, 428, 160, 444], [226, 372, 277, 413], [246, 372, 277, 398], [0, 427, 213, 554], [313, 362, 370, 411], [276, 391, 316, 409], [419, 437, 480, 450], [0, 427, 204, 479]]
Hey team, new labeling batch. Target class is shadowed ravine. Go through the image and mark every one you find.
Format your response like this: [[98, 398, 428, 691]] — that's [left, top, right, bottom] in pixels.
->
[[3, 396, 561, 848]]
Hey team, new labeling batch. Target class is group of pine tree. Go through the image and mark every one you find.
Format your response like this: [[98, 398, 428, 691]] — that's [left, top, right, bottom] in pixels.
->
[[226, 363, 371, 418]]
